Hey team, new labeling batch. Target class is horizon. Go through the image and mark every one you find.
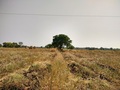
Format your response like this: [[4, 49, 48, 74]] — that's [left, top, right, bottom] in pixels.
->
[[1, 41, 120, 49]]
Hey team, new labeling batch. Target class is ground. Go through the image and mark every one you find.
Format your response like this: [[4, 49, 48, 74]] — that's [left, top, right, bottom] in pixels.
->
[[0, 48, 120, 90]]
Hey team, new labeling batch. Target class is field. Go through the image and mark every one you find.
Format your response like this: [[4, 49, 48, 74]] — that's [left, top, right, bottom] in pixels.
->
[[0, 48, 120, 90]]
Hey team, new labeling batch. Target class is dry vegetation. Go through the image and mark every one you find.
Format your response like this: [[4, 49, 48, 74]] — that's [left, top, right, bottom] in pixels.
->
[[0, 48, 120, 90]]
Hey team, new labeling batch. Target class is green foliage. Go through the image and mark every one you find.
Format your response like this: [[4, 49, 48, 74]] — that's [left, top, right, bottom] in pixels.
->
[[45, 44, 53, 48], [67, 44, 74, 49], [3, 42, 20, 48], [0, 44, 2, 47], [18, 42, 23, 47], [52, 34, 72, 49]]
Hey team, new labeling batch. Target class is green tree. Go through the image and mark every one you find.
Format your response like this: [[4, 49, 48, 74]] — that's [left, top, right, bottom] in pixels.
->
[[67, 44, 74, 49], [3, 42, 20, 48], [3, 42, 12, 47], [52, 34, 72, 50], [19, 42, 23, 47], [0, 44, 2, 47], [45, 44, 53, 48], [13, 42, 20, 48]]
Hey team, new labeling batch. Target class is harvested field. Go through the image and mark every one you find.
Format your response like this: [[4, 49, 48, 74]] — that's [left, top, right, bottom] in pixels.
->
[[0, 48, 120, 90]]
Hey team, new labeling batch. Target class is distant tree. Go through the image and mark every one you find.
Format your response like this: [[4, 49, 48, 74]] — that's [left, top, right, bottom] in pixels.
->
[[19, 42, 23, 47], [0, 44, 2, 47], [29, 46, 33, 49], [110, 47, 113, 50], [52, 34, 72, 50], [67, 44, 75, 49], [100, 47, 104, 50], [13, 42, 19, 47], [3, 42, 12, 47], [85, 47, 98, 50], [3, 42, 20, 48], [29, 46, 36, 49], [45, 44, 53, 48], [40, 46, 43, 48], [21, 45, 27, 48]]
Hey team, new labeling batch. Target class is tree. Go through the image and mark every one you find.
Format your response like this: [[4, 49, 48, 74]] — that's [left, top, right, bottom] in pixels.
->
[[19, 42, 23, 47], [3, 42, 12, 47], [0, 44, 2, 47], [3, 42, 20, 48], [45, 44, 53, 48], [67, 44, 74, 49], [52, 34, 72, 50], [13, 42, 20, 48]]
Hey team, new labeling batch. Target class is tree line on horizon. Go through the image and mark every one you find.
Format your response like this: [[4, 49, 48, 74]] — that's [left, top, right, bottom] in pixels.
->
[[0, 34, 119, 50], [0, 42, 23, 48], [0, 42, 119, 50]]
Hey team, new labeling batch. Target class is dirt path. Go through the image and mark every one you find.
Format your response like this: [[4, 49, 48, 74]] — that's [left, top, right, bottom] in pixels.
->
[[54, 50, 64, 60], [49, 50, 67, 90], [48, 50, 79, 90]]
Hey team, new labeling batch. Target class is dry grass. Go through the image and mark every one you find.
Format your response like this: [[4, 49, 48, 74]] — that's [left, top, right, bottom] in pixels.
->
[[63, 50, 120, 90], [0, 48, 120, 90]]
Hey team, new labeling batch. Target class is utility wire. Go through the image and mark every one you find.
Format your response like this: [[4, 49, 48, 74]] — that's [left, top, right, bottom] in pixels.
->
[[0, 12, 120, 17]]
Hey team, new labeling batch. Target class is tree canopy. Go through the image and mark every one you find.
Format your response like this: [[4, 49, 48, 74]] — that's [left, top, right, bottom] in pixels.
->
[[3, 42, 23, 48], [0, 44, 2, 47], [19, 42, 23, 47], [45, 44, 53, 48], [52, 34, 73, 49]]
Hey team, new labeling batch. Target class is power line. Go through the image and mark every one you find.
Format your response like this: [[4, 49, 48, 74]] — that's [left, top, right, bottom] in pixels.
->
[[0, 12, 120, 17]]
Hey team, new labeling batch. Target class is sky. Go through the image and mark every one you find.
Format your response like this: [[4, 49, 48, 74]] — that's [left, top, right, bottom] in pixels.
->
[[0, 0, 120, 48]]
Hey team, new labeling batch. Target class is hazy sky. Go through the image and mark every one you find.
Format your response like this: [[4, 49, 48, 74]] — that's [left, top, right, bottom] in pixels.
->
[[0, 0, 120, 48]]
